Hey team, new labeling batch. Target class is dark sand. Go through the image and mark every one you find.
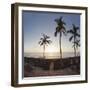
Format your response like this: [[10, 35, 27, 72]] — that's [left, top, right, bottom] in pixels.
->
[[24, 56, 80, 77]]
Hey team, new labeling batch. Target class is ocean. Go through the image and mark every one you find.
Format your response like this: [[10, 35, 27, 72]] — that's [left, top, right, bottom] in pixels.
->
[[24, 52, 80, 59]]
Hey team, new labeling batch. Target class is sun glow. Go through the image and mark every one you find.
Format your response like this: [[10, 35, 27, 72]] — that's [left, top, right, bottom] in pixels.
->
[[46, 46, 58, 53]]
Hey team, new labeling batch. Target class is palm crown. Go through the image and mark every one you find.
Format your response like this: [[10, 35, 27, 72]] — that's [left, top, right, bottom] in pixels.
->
[[39, 34, 52, 46], [54, 17, 66, 37]]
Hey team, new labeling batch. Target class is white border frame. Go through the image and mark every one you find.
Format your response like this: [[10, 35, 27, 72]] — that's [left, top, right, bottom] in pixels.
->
[[18, 6, 86, 84]]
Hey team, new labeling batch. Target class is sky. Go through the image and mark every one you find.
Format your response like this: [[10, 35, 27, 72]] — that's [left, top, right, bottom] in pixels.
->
[[22, 11, 80, 53]]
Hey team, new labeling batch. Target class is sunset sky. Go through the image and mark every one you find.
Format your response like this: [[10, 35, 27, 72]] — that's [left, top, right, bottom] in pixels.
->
[[22, 11, 80, 53]]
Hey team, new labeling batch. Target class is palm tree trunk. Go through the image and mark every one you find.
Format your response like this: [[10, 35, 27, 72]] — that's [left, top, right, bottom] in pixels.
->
[[74, 38, 76, 57], [43, 44, 45, 58], [59, 32, 62, 58], [74, 45, 76, 57]]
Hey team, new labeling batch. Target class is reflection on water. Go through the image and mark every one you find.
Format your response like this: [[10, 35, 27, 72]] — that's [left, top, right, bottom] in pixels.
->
[[24, 52, 80, 59]]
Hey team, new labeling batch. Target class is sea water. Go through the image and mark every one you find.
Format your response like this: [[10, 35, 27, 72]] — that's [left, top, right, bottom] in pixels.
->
[[24, 52, 80, 59]]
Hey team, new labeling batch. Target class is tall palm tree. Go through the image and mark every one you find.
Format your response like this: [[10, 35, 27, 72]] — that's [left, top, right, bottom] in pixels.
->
[[54, 17, 66, 58], [67, 24, 80, 57], [38, 34, 52, 58]]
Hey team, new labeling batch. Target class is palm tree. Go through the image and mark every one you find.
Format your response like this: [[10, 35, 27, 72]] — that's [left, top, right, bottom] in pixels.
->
[[67, 24, 80, 57], [54, 17, 66, 58], [38, 34, 52, 58]]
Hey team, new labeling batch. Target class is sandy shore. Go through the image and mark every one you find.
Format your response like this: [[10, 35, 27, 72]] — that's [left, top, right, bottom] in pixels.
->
[[24, 56, 80, 77]]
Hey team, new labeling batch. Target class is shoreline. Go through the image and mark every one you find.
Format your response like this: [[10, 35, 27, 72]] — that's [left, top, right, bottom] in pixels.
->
[[24, 56, 80, 60]]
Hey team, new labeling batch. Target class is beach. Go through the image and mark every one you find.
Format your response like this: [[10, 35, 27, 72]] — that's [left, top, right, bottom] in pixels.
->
[[24, 56, 80, 77]]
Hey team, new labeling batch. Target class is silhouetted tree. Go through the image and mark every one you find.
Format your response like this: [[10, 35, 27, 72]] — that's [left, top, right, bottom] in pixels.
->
[[54, 17, 66, 58], [38, 34, 52, 58], [67, 24, 80, 56]]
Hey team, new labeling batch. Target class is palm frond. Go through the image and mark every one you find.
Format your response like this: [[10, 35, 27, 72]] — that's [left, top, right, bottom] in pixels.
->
[[72, 40, 80, 47], [42, 34, 45, 38], [72, 24, 76, 31], [40, 38, 44, 40], [75, 40, 80, 46], [72, 44, 75, 48], [72, 24, 79, 32], [59, 17, 63, 22], [46, 40, 52, 44], [76, 33, 80, 37], [67, 29, 74, 34], [76, 27, 79, 30], [46, 35, 50, 39], [76, 42, 80, 47], [56, 26, 60, 32], [62, 29, 66, 36], [40, 42, 44, 46], [38, 41, 41, 44], [69, 36, 73, 41], [55, 19, 59, 24]]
